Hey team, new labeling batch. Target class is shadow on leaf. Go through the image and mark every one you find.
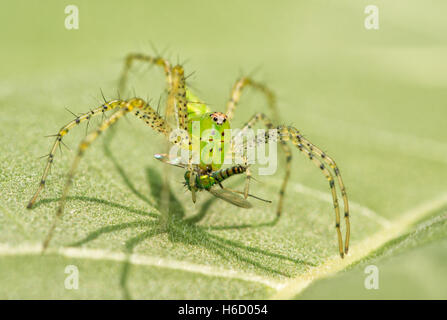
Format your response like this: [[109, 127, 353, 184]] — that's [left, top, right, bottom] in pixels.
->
[[35, 128, 315, 299]]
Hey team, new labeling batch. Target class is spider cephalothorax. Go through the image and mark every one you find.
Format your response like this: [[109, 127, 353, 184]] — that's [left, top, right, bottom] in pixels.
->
[[27, 53, 350, 258]]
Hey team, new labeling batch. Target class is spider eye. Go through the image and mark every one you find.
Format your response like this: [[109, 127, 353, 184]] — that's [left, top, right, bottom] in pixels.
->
[[213, 117, 217, 121]]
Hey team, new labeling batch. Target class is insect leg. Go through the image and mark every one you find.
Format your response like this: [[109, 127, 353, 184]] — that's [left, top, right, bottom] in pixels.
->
[[189, 170, 197, 203], [243, 163, 251, 199]]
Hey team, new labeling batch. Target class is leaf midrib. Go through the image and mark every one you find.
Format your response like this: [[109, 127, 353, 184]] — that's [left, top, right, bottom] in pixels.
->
[[2, 191, 446, 299]]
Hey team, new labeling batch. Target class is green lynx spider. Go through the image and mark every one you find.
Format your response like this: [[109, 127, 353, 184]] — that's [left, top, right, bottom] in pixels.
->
[[27, 53, 350, 258]]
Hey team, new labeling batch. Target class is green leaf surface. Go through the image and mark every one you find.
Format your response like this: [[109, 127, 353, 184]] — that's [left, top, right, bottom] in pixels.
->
[[0, 0, 446, 299], [297, 211, 447, 299]]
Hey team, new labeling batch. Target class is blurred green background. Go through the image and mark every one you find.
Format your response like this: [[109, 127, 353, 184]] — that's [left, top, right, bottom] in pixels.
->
[[0, 0, 446, 299]]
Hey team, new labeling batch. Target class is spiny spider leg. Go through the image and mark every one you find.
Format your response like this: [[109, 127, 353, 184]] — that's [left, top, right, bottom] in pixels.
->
[[225, 77, 278, 123], [118, 53, 172, 94], [41, 98, 172, 250], [27, 98, 171, 209], [168, 65, 189, 132], [27, 101, 125, 208], [234, 113, 292, 217], [118, 54, 189, 134], [275, 125, 349, 258], [238, 120, 349, 258], [286, 126, 350, 254], [118, 55, 193, 202], [224, 77, 281, 203], [168, 64, 197, 203]]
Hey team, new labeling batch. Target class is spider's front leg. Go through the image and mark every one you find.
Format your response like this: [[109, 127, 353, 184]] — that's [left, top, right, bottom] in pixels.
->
[[27, 100, 127, 208], [169, 64, 198, 203], [118, 54, 190, 133], [35, 98, 172, 251], [224, 76, 281, 205], [121, 54, 194, 202]]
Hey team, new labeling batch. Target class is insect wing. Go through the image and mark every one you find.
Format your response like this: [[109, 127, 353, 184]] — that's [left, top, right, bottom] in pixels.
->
[[154, 153, 188, 169], [207, 188, 252, 209]]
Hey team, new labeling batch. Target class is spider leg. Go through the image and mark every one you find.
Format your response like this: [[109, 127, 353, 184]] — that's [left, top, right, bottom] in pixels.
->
[[133, 100, 171, 136], [286, 126, 350, 254], [41, 98, 172, 250], [27, 97, 172, 209], [225, 77, 278, 123], [118, 53, 172, 94], [160, 63, 194, 205], [27, 100, 126, 208], [275, 125, 349, 258], [119, 56, 195, 202], [119, 54, 189, 134], [235, 120, 349, 257], [119, 54, 192, 204], [167, 65, 189, 132], [233, 113, 292, 217]]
